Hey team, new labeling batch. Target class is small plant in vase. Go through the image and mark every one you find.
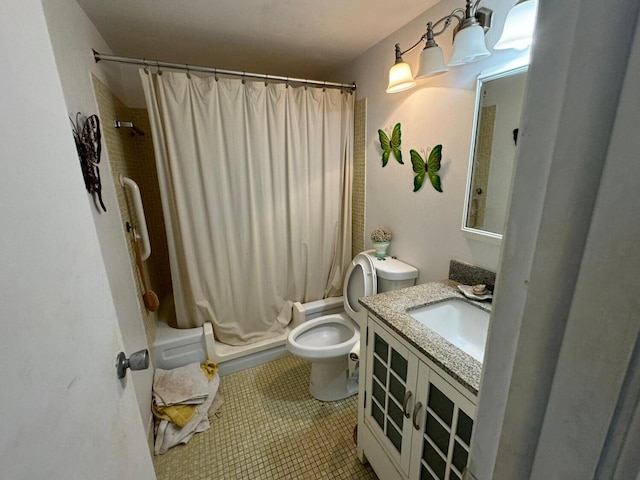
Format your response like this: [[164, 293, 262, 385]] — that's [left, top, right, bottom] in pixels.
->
[[371, 227, 392, 259]]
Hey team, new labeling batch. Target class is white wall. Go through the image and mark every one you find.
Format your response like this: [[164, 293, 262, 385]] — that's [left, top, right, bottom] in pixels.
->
[[336, 0, 528, 281], [42, 0, 154, 436]]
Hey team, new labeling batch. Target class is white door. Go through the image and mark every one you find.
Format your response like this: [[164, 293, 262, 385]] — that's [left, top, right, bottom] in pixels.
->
[[0, 1, 156, 479]]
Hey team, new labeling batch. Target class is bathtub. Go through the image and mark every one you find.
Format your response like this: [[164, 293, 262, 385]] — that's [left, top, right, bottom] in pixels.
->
[[152, 295, 343, 376]]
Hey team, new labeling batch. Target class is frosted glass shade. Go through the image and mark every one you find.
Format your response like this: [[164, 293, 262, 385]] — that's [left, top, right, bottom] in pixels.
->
[[386, 61, 417, 93], [416, 45, 449, 79], [448, 24, 490, 66], [494, 0, 538, 50]]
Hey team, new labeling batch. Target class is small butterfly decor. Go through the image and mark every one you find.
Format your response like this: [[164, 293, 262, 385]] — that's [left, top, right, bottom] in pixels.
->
[[70, 112, 106, 212], [378, 123, 403, 166], [410, 145, 443, 193]]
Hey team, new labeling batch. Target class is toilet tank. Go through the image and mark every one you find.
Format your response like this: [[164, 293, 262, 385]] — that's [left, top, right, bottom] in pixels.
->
[[366, 252, 418, 292]]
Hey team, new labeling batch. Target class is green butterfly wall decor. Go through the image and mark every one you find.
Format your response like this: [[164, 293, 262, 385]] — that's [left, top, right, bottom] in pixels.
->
[[378, 123, 403, 167], [410, 145, 443, 193]]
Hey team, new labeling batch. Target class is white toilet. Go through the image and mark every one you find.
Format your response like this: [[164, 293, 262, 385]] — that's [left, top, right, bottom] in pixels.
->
[[286, 251, 418, 401]]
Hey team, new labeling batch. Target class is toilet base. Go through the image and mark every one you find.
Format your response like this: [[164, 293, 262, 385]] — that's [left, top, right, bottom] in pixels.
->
[[309, 357, 358, 401]]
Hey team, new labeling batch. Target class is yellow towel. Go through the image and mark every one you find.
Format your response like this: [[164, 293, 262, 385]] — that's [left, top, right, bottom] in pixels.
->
[[152, 361, 219, 427], [200, 360, 218, 380], [152, 402, 197, 427]]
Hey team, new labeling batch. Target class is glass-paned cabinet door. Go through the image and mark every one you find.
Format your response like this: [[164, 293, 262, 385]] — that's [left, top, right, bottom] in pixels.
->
[[410, 363, 477, 480], [365, 320, 418, 476]]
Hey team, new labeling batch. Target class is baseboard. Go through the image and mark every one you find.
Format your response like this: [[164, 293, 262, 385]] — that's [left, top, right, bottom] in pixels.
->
[[218, 345, 290, 376]]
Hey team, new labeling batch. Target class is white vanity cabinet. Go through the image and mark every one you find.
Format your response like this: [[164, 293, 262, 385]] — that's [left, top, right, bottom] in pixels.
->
[[360, 316, 477, 480]]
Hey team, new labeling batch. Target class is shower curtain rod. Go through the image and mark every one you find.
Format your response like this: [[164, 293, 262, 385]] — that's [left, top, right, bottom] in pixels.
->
[[93, 50, 356, 91]]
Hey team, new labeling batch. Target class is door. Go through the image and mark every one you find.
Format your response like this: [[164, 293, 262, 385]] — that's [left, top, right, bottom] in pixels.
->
[[365, 320, 419, 475], [0, 1, 156, 479], [410, 364, 476, 480]]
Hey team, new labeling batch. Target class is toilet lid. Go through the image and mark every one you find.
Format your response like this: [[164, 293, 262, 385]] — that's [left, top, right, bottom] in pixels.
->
[[343, 253, 376, 320]]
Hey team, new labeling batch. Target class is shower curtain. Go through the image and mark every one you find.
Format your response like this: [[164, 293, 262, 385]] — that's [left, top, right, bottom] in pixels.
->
[[140, 70, 353, 345]]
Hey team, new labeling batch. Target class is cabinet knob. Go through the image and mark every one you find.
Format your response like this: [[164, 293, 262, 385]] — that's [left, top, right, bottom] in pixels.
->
[[402, 391, 413, 418], [412, 401, 423, 430]]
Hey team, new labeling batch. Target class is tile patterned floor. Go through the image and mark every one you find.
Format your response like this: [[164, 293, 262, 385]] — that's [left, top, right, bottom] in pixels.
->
[[153, 355, 378, 479]]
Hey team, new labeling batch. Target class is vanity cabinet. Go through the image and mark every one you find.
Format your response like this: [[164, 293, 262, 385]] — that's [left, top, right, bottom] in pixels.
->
[[361, 317, 477, 480]]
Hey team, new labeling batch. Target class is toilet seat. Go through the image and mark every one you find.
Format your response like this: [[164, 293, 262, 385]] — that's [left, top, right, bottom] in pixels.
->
[[286, 313, 359, 361], [343, 253, 377, 320]]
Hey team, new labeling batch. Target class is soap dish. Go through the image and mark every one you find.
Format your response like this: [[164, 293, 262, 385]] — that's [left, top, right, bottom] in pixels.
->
[[458, 284, 493, 301]]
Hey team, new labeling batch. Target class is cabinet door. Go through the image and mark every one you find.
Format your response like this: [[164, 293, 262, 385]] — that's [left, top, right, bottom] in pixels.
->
[[410, 363, 476, 480], [365, 320, 419, 476]]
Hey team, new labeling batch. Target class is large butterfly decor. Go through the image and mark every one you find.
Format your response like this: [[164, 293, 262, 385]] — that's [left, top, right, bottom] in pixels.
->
[[71, 112, 106, 212], [410, 145, 443, 193], [378, 123, 403, 166]]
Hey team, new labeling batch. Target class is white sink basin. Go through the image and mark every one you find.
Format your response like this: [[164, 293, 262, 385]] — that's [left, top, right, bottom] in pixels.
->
[[408, 299, 490, 362]]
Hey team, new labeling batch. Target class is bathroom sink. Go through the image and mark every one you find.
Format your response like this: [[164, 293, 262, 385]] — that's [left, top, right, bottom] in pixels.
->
[[408, 299, 489, 362]]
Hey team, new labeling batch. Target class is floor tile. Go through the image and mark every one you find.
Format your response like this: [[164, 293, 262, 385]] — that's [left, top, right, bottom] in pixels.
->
[[153, 355, 378, 479]]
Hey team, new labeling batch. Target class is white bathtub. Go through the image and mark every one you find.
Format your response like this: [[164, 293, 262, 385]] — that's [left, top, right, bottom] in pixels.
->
[[152, 295, 343, 376]]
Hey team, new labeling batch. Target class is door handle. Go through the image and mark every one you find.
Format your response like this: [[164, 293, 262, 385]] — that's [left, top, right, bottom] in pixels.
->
[[116, 349, 150, 379], [412, 401, 423, 430], [402, 391, 413, 418]]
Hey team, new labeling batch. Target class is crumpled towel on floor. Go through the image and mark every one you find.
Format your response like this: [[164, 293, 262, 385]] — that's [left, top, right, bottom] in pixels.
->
[[153, 362, 211, 407], [153, 362, 220, 427], [153, 361, 222, 455], [154, 374, 221, 454]]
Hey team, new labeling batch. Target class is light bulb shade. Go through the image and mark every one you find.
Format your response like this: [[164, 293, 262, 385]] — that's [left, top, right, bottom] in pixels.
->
[[494, 0, 538, 50], [386, 61, 417, 93], [448, 24, 490, 66], [416, 45, 449, 79]]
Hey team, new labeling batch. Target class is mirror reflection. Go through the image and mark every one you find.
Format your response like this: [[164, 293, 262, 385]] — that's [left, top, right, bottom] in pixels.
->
[[463, 66, 528, 239]]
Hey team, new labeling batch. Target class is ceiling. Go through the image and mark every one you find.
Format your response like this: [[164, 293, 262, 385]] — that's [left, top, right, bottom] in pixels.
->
[[76, 0, 438, 81]]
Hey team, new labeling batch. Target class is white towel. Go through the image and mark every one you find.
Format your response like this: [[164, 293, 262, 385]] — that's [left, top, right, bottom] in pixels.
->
[[153, 362, 209, 406], [154, 373, 221, 454]]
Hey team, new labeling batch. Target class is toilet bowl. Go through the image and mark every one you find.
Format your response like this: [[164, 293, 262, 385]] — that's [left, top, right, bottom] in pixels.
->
[[286, 313, 359, 362], [286, 251, 418, 401]]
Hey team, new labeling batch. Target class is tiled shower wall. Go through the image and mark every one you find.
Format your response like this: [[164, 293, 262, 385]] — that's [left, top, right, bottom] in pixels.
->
[[92, 75, 171, 344], [352, 98, 366, 257], [468, 105, 496, 229], [127, 108, 173, 299]]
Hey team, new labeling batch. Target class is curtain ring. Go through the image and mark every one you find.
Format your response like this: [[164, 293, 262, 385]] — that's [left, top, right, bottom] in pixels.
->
[[304, 81, 308, 91], [156, 60, 162, 76], [186, 64, 191, 79], [264, 74, 268, 87], [286, 77, 289, 89], [241, 71, 246, 85], [214, 68, 218, 82], [323, 81, 326, 92], [143, 59, 149, 74]]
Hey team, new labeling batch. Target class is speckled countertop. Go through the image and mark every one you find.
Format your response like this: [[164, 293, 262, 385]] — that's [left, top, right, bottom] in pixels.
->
[[359, 281, 491, 396]]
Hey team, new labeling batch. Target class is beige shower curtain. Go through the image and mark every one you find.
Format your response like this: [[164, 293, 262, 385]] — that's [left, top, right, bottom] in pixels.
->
[[140, 70, 353, 345]]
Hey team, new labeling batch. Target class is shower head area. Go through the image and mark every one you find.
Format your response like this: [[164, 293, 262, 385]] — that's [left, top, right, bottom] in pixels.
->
[[114, 119, 145, 136]]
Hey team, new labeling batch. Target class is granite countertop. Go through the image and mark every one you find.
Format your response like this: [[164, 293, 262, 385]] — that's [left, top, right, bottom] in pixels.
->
[[358, 281, 491, 396]]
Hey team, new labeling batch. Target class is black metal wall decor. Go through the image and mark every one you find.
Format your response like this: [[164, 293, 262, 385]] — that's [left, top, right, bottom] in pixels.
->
[[71, 112, 106, 212]]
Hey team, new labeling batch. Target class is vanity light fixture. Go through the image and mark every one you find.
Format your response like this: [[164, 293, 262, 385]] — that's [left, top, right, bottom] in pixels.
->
[[494, 0, 539, 50], [386, 0, 493, 93]]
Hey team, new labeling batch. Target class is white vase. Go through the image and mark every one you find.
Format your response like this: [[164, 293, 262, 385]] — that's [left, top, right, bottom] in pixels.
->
[[373, 241, 390, 259]]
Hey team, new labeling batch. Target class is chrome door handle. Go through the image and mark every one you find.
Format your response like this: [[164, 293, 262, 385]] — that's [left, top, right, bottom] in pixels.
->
[[402, 391, 413, 418], [412, 401, 423, 430]]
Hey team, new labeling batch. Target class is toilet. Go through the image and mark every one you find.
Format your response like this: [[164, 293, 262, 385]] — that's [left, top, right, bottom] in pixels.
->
[[286, 251, 418, 401]]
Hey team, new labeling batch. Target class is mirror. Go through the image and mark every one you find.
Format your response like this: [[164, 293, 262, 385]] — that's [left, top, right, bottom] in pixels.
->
[[463, 65, 528, 241]]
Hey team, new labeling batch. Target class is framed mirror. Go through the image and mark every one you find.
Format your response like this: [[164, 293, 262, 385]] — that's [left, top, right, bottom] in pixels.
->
[[462, 64, 528, 242]]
